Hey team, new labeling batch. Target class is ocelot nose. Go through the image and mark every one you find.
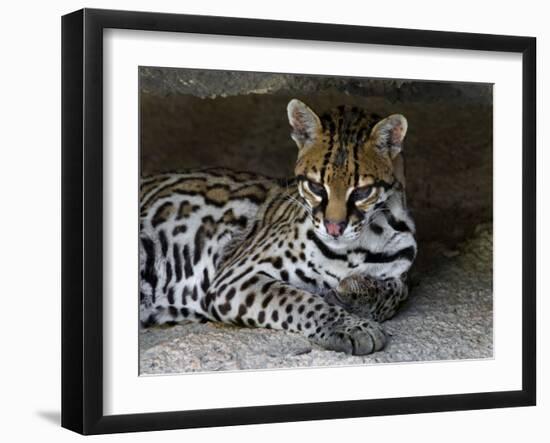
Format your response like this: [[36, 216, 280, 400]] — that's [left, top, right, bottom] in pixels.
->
[[324, 219, 347, 237]]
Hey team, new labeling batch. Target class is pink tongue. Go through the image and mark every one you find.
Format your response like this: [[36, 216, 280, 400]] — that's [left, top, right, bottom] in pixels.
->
[[326, 223, 341, 236]]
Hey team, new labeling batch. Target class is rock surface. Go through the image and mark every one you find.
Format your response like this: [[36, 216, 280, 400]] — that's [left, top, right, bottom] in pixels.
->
[[139, 225, 493, 375], [140, 67, 492, 104]]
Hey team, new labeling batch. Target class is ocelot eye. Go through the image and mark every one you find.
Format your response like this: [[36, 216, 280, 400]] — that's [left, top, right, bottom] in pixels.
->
[[306, 180, 326, 197], [351, 185, 374, 201]]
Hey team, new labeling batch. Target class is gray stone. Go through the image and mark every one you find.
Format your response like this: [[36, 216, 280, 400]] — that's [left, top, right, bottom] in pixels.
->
[[140, 67, 492, 105]]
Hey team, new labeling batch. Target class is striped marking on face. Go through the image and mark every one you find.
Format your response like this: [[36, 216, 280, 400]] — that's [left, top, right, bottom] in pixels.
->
[[300, 179, 324, 205]]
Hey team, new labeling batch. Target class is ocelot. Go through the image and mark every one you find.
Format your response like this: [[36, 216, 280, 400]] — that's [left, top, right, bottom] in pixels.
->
[[139, 99, 416, 355]]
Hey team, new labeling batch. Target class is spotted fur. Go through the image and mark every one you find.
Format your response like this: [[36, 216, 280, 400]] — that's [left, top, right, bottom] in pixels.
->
[[139, 100, 416, 355]]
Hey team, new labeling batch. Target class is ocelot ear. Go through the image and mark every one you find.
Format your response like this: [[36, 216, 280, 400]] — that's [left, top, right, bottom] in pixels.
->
[[287, 99, 322, 149], [370, 114, 408, 159]]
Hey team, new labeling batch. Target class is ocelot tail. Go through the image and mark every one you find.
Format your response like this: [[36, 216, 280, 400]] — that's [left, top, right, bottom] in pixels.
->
[[139, 99, 417, 355]]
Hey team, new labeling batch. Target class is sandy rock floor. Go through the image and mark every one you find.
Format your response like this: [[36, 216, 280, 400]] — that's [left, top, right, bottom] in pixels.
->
[[139, 225, 492, 375]]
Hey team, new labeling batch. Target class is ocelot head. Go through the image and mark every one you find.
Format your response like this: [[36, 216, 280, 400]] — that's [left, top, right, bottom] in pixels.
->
[[287, 99, 408, 245]]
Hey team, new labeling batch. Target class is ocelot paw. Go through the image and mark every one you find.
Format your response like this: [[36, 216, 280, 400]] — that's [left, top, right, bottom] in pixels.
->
[[336, 274, 380, 301], [336, 274, 409, 322], [317, 318, 386, 355], [335, 275, 381, 318]]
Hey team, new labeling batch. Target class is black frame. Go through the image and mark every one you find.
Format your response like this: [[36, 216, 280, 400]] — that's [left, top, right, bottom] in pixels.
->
[[61, 8, 536, 435]]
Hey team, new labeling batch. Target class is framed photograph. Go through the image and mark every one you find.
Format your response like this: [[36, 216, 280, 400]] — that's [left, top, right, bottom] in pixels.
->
[[61, 8, 536, 435]]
